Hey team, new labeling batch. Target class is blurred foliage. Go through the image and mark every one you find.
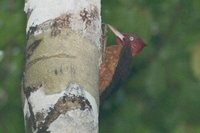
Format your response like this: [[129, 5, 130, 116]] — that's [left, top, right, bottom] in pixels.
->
[[0, 0, 200, 133], [192, 44, 200, 81], [0, 0, 25, 132], [100, 0, 200, 133]]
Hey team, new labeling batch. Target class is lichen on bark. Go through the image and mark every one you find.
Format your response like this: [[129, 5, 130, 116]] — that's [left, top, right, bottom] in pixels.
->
[[23, 0, 101, 132]]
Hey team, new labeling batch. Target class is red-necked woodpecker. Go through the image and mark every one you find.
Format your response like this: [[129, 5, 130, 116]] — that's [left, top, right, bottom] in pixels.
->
[[99, 24, 146, 102]]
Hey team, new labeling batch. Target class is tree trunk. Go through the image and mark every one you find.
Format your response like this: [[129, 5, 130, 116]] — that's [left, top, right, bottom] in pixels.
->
[[22, 0, 101, 132]]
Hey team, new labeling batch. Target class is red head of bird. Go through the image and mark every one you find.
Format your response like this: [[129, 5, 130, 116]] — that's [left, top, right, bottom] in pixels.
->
[[108, 24, 146, 56]]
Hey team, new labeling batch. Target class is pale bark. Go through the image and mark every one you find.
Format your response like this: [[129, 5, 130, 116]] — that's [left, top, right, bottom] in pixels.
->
[[22, 0, 101, 132]]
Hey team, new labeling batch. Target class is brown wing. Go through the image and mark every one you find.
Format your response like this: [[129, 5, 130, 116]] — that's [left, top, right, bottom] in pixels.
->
[[100, 45, 132, 103], [99, 45, 123, 94]]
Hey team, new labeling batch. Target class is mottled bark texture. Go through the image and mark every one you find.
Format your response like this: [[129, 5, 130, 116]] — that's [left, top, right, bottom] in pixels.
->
[[22, 0, 101, 133]]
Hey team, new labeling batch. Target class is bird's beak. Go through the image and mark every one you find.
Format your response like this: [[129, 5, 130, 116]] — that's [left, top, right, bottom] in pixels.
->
[[107, 24, 124, 41]]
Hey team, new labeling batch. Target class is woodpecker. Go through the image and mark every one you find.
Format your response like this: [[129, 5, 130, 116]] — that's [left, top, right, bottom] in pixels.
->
[[99, 24, 146, 102]]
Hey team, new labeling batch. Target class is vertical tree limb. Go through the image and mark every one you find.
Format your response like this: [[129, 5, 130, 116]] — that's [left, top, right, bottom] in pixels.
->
[[22, 0, 101, 132]]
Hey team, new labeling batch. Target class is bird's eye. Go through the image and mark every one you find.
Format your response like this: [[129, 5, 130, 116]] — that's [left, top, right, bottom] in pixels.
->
[[129, 36, 134, 41]]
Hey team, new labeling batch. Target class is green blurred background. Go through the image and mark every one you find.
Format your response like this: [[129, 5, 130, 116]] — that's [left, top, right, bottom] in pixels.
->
[[1, 0, 200, 132]]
